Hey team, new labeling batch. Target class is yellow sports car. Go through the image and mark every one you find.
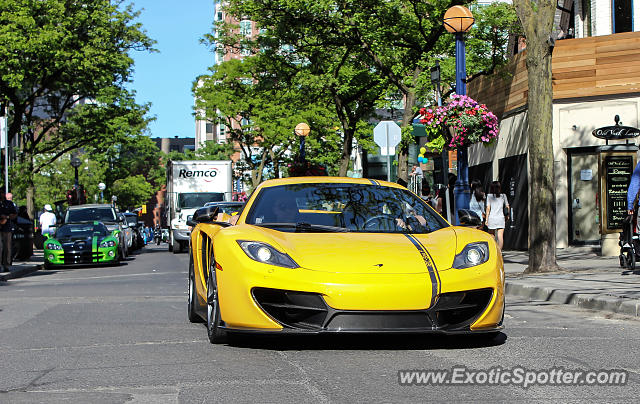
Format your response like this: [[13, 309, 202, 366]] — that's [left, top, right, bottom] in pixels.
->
[[187, 177, 504, 343]]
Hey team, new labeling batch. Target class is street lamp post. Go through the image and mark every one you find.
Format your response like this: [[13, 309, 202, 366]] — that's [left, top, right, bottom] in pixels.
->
[[430, 61, 453, 223], [444, 5, 474, 225], [70, 156, 82, 188], [295, 122, 310, 163]]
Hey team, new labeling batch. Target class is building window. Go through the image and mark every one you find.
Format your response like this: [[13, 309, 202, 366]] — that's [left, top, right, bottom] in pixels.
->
[[613, 0, 633, 33], [206, 123, 214, 135], [216, 11, 223, 21], [239, 20, 252, 36]]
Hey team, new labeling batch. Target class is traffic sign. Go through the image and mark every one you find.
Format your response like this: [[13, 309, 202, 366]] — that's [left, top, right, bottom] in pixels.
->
[[373, 121, 402, 156]]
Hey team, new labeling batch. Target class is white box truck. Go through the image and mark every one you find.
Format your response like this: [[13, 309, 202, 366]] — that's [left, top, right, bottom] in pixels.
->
[[165, 160, 233, 253]]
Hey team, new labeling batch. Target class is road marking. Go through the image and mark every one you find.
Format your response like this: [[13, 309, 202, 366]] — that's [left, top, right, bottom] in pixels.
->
[[0, 339, 203, 354], [276, 351, 330, 403]]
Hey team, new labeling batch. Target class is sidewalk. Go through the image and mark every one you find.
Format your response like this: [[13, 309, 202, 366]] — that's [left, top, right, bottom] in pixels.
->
[[0, 249, 43, 282], [503, 247, 640, 317]]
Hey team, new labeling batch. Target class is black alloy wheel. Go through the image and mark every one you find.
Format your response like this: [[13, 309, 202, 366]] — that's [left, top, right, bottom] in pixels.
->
[[188, 258, 203, 323], [206, 257, 227, 344]]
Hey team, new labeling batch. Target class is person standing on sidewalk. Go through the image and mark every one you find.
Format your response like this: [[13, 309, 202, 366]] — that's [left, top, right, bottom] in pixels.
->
[[485, 181, 509, 250], [469, 179, 487, 230], [628, 160, 640, 216], [0, 190, 17, 272], [39, 204, 57, 236]]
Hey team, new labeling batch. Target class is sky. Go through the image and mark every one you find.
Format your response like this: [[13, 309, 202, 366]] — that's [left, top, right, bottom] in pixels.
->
[[127, 0, 215, 139]]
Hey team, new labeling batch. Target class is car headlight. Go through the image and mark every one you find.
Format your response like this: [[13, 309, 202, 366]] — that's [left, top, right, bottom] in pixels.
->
[[45, 242, 62, 250], [237, 240, 299, 268], [100, 240, 116, 248], [452, 242, 489, 269]]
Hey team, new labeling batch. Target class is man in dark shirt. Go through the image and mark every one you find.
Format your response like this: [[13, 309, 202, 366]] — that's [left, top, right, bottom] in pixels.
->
[[0, 190, 18, 272]]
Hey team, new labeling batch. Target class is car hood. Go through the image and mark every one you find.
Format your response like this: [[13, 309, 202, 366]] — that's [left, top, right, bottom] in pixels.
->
[[257, 227, 459, 274]]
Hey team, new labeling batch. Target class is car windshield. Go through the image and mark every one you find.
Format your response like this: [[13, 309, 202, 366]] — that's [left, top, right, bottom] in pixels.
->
[[124, 215, 137, 226], [66, 207, 117, 223], [178, 192, 224, 209], [245, 183, 448, 234], [56, 223, 109, 238]]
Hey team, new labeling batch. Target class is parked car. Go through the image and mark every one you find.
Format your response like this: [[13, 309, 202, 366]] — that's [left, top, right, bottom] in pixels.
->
[[123, 213, 144, 250], [64, 204, 127, 261]]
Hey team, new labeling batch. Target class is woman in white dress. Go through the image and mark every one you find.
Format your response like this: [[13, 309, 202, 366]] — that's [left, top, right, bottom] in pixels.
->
[[484, 181, 510, 249]]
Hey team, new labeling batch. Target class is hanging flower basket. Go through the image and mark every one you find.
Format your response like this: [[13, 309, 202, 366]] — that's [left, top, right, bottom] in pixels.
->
[[418, 94, 499, 153]]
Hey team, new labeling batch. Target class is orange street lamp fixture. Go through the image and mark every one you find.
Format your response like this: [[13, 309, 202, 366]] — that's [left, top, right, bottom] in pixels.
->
[[295, 122, 310, 137], [443, 5, 474, 33], [295, 122, 310, 162]]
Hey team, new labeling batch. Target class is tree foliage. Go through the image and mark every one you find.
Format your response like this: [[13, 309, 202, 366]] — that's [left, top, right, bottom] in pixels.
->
[[0, 0, 154, 216], [206, 0, 520, 182]]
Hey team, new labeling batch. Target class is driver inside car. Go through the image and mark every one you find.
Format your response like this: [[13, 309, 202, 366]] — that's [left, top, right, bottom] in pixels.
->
[[394, 201, 427, 231]]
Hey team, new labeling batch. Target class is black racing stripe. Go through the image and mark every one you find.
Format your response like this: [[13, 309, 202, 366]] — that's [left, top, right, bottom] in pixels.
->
[[403, 233, 439, 307], [409, 234, 441, 295]]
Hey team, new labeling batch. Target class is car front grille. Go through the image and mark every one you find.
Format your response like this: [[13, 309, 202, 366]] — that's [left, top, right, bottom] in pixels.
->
[[61, 252, 103, 263], [252, 287, 493, 332]]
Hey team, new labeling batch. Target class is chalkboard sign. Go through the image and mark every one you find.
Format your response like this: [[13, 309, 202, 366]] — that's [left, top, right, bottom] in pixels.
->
[[604, 155, 634, 230]]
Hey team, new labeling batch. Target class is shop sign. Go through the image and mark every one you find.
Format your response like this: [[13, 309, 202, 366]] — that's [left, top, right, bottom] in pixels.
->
[[592, 125, 640, 140], [604, 155, 633, 230]]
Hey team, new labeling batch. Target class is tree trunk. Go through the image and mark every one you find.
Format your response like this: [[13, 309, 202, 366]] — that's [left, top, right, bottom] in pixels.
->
[[338, 128, 354, 177], [26, 155, 35, 220], [514, 0, 560, 273], [251, 148, 268, 187]]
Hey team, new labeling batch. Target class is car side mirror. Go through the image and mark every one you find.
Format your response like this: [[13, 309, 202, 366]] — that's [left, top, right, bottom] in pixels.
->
[[193, 206, 220, 223], [458, 209, 482, 227], [186, 219, 197, 227]]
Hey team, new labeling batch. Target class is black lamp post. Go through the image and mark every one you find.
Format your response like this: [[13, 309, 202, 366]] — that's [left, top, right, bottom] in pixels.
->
[[295, 122, 310, 163], [70, 156, 82, 188]]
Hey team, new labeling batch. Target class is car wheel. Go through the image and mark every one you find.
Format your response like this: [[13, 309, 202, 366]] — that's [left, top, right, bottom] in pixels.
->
[[168, 233, 173, 252], [173, 240, 181, 254], [44, 261, 52, 270], [206, 261, 227, 344], [188, 259, 203, 323]]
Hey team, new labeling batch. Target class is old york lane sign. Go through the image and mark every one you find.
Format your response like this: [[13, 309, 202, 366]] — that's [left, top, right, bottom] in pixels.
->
[[592, 115, 640, 140]]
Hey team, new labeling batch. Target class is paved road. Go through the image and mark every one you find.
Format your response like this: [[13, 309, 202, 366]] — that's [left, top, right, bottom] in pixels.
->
[[1, 245, 639, 403]]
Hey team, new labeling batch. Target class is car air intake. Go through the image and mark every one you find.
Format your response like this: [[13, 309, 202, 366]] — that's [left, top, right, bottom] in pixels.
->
[[431, 288, 493, 330], [252, 288, 328, 330]]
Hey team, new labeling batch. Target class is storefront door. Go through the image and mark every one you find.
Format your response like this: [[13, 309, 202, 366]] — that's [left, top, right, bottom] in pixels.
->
[[569, 152, 600, 245]]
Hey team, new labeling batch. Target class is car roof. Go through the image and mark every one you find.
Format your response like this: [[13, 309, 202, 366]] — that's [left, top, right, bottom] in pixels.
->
[[204, 201, 244, 206], [255, 176, 406, 190], [67, 204, 115, 210]]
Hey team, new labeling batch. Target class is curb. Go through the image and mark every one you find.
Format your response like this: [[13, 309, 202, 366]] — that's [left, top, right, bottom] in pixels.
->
[[0, 264, 42, 282], [505, 281, 640, 317]]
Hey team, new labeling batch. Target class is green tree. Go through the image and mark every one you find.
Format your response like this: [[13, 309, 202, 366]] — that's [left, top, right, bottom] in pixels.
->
[[111, 175, 154, 210], [210, 2, 389, 177], [513, 0, 559, 273], [0, 0, 154, 217]]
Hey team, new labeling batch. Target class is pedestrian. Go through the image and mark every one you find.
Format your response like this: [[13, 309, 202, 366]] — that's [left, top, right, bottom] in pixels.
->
[[0, 190, 17, 272], [421, 179, 433, 206], [469, 179, 486, 229], [409, 164, 423, 195], [627, 159, 640, 217], [485, 181, 510, 250], [39, 204, 57, 236]]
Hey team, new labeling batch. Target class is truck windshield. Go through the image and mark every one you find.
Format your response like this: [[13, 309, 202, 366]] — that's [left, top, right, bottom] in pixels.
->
[[178, 193, 224, 209]]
